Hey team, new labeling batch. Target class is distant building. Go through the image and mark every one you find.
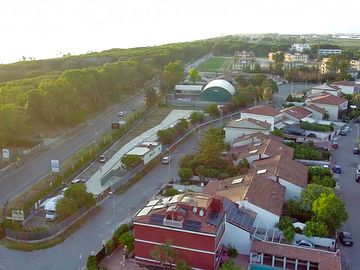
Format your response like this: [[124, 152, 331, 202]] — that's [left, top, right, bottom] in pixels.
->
[[332, 80, 360, 95], [241, 105, 283, 131], [233, 50, 256, 70], [284, 53, 309, 69], [318, 48, 342, 56], [291, 43, 311, 53], [124, 142, 162, 165], [320, 58, 329, 74], [306, 94, 348, 120], [311, 84, 341, 96], [350, 59, 360, 71], [281, 106, 312, 124]]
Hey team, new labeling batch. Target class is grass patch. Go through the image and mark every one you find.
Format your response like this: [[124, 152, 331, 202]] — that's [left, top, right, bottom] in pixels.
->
[[1, 206, 101, 251], [196, 57, 231, 72]]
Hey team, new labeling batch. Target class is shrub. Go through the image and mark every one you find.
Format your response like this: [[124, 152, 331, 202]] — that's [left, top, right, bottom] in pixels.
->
[[227, 245, 238, 258], [272, 129, 283, 137], [105, 239, 117, 255], [86, 255, 97, 270], [304, 220, 328, 237], [119, 232, 135, 250], [114, 223, 129, 239], [1, 219, 23, 231], [283, 226, 295, 243], [300, 121, 333, 132], [311, 175, 336, 188], [190, 111, 204, 124], [178, 167, 193, 181], [164, 187, 180, 197], [195, 165, 207, 179], [276, 216, 293, 231]]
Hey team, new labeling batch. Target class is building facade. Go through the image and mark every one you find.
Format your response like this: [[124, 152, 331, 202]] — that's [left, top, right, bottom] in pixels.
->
[[291, 43, 310, 53], [318, 48, 342, 56], [233, 51, 256, 70]]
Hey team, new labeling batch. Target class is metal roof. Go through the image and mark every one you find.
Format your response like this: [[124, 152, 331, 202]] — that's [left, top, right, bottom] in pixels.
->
[[203, 79, 235, 95]]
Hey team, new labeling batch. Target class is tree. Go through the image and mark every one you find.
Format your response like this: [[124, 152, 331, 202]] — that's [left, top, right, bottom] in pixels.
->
[[195, 127, 226, 168], [283, 226, 295, 243], [121, 155, 142, 171], [188, 68, 200, 83], [262, 78, 278, 93], [300, 184, 334, 211], [311, 175, 336, 188], [206, 103, 220, 116], [326, 54, 351, 80], [63, 183, 96, 209], [178, 167, 193, 181], [276, 216, 294, 231], [195, 165, 207, 180], [262, 87, 273, 101], [0, 104, 25, 146], [86, 255, 97, 270], [150, 240, 178, 269], [312, 193, 348, 233], [220, 260, 242, 270], [249, 73, 266, 86], [189, 111, 204, 124], [164, 61, 185, 90], [56, 197, 77, 219], [119, 231, 135, 250], [235, 74, 248, 88], [145, 86, 157, 107], [176, 259, 192, 270], [304, 220, 328, 237]]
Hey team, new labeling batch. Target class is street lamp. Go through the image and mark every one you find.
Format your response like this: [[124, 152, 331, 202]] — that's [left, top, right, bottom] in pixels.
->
[[167, 148, 171, 181], [108, 189, 116, 233]]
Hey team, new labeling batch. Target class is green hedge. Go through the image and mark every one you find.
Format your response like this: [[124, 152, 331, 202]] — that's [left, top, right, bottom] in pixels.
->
[[300, 122, 333, 132]]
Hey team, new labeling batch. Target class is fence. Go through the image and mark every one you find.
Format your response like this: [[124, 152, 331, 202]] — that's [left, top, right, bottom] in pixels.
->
[[5, 207, 89, 241]]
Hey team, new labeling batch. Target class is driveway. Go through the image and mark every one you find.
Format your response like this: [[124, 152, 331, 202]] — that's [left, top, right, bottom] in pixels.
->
[[332, 123, 360, 269]]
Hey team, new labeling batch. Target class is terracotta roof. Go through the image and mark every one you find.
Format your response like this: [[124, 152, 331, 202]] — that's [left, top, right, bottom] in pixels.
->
[[308, 94, 348, 106], [281, 106, 312, 120], [332, 80, 355, 86], [306, 104, 327, 114], [252, 241, 341, 270], [243, 104, 282, 117], [233, 132, 272, 145], [252, 154, 308, 188], [226, 118, 271, 130]]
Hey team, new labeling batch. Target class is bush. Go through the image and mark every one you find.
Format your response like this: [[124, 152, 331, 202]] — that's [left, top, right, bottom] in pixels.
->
[[1, 219, 23, 231], [304, 220, 328, 237], [311, 175, 336, 188], [114, 224, 129, 239], [272, 129, 283, 137], [190, 111, 204, 124], [294, 144, 322, 160], [206, 103, 220, 116], [276, 216, 293, 231], [105, 239, 117, 255], [308, 166, 332, 178], [321, 151, 331, 160], [164, 187, 180, 197], [300, 122, 333, 132], [119, 231, 135, 250], [227, 245, 238, 258], [86, 255, 97, 270], [178, 167, 193, 181], [283, 226, 295, 243]]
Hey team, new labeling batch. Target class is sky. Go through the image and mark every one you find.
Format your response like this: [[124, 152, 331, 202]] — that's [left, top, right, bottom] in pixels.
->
[[0, 0, 359, 64]]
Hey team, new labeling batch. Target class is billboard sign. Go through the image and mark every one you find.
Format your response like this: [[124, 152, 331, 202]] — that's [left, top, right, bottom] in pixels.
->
[[11, 209, 25, 221], [2, 149, 10, 159], [50, 159, 60, 172]]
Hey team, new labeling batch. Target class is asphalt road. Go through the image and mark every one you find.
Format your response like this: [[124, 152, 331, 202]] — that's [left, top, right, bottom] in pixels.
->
[[0, 93, 145, 204], [0, 117, 201, 270], [332, 124, 360, 269]]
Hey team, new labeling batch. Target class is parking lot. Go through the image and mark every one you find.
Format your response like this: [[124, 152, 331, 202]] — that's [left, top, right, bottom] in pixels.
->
[[332, 123, 360, 269]]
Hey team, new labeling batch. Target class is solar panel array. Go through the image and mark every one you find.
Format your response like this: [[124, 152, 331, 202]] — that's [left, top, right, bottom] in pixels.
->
[[149, 214, 165, 225], [207, 210, 224, 227], [223, 198, 255, 230], [183, 220, 202, 232]]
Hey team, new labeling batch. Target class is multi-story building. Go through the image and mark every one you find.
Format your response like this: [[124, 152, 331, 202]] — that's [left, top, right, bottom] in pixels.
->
[[318, 48, 342, 56], [283, 53, 309, 69], [233, 50, 256, 70], [320, 58, 329, 74], [350, 59, 360, 71], [134, 193, 226, 270], [291, 43, 310, 53]]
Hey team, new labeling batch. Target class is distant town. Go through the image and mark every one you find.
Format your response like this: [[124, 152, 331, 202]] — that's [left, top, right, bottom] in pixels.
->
[[0, 33, 360, 270]]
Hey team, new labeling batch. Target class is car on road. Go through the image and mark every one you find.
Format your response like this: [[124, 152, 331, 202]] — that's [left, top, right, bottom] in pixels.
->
[[71, 178, 86, 184], [353, 147, 360, 154], [332, 165, 341, 174], [162, 156, 171, 164], [355, 118, 360, 123], [295, 239, 315, 249], [98, 155, 106, 163], [331, 142, 339, 149], [340, 130, 348, 136], [356, 174, 360, 183], [118, 111, 126, 116], [338, 231, 353, 247]]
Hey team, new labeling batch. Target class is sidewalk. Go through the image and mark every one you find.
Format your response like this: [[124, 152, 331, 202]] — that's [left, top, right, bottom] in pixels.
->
[[98, 246, 143, 270]]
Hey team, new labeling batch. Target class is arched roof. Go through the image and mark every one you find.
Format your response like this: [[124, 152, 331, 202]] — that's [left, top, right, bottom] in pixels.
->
[[202, 79, 235, 95]]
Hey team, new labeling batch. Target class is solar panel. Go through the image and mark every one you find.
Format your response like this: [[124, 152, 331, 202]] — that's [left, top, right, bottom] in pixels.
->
[[149, 214, 165, 225], [183, 220, 202, 232], [207, 210, 223, 227], [223, 198, 255, 230]]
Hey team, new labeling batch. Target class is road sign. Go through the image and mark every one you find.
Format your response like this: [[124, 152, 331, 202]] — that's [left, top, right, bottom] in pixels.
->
[[2, 149, 10, 159], [50, 159, 60, 172], [11, 209, 25, 221]]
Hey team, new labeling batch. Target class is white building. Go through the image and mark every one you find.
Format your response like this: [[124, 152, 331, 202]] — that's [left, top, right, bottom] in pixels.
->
[[291, 43, 310, 53], [224, 118, 271, 144], [331, 80, 360, 95], [306, 94, 348, 121], [318, 48, 342, 56], [305, 104, 327, 120], [311, 84, 341, 96], [124, 142, 162, 165], [241, 105, 283, 131], [233, 50, 256, 70]]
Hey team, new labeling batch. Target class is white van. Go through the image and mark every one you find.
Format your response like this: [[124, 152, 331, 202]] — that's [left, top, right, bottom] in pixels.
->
[[43, 195, 64, 220]]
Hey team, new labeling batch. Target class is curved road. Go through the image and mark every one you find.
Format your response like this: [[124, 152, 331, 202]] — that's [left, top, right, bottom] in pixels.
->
[[0, 93, 145, 204]]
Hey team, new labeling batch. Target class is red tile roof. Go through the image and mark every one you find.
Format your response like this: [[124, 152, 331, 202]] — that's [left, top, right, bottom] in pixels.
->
[[226, 118, 271, 130], [308, 94, 348, 106], [306, 104, 327, 114], [282, 106, 312, 120], [252, 241, 341, 270], [243, 105, 282, 117]]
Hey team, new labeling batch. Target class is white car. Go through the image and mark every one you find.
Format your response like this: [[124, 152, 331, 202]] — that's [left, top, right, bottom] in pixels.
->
[[118, 111, 126, 116], [98, 155, 106, 163], [295, 239, 314, 249], [162, 156, 171, 164]]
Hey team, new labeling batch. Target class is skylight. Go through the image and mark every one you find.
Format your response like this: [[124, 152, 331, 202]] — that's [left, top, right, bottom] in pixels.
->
[[257, 169, 267, 175]]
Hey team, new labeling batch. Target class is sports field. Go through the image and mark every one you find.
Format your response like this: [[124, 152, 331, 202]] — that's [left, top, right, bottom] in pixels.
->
[[196, 57, 232, 72]]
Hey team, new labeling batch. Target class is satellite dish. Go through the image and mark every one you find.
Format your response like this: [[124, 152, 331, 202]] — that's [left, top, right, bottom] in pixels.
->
[[192, 207, 197, 213], [199, 209, 204, 217]]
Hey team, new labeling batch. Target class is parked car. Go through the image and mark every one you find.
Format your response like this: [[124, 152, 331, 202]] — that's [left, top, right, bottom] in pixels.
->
[[338, 231, 353, 247], [71, 178, 86, 184], [331, 142, 339, 149], [98, 155, 106, 163], [332, 165, 341, 174], [118, 111, 125, 116], [355, 118, 360, 123], [353, 147, 360, 155], [162, 156, 171, 164], [356, 174, 360, 183], [340, 130, 348, 136], [295, 239, 315, 249]]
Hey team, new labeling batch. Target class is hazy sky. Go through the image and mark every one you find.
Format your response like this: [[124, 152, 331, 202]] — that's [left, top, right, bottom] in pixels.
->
[[1, 0, 359, 63]]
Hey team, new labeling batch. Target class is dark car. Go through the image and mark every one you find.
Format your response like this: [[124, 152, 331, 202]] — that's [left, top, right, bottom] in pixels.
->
[[339, 231, 353, 247], [331, 142, 339, 149], [332, 165, 341, 174], [356, 174, 360, 183], [354, 148, 360, 155], [340, 130, 348, 136], [355, 118, 360, 123]]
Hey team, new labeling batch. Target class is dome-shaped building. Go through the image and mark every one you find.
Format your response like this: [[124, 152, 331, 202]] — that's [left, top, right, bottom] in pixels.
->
[[199, 79, 235, 102]]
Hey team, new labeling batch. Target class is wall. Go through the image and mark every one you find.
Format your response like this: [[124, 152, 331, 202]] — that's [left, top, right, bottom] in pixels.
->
[[143, 144, 162, 165], [309, 103, 338, 120], [306, 108, 323, 120], [311, 89, 339, 96], [294, 234, 336, 250], [278, 178, 303, 201], [239, 201, 280, 228], [222, 222, 252, 255], [241, 113, 275, 131], [336, 85, 354, 95]]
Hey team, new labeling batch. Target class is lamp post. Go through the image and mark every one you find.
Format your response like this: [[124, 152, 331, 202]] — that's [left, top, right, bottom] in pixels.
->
[[167, 148, 171, 181], [108, 189, 116, 233]]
